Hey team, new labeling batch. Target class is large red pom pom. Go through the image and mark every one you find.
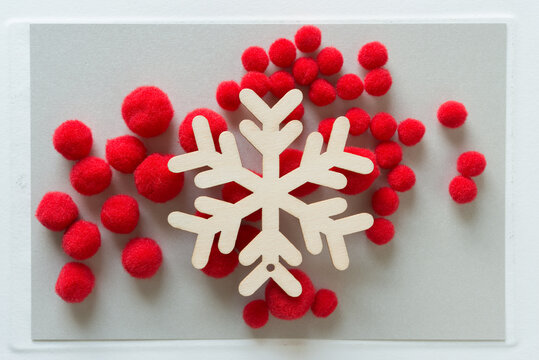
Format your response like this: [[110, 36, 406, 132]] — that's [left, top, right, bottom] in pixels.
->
[[269, 38, 296, 68], [292, 57, 319, 86], [121, 86, 174, 138], [241, 46, 269, 72], [364, 68, 392, 96], [372, 187, 399, 216], [222, 172, 262, 222], [387, 165, 416, 192], [375, 141, 402, 169], [366, 218, 394, 245], [101, 194, 139, 234], [333, 147, 379, 195], [279, 149, 319, 197], [106, 135, 147, 174], [437, 101, 467, 128], [70, 156, 112, 196], [241, 71, 270, 97], [283, 104, 304, 123], [216, 80, 241, 111], [62, 220, 101, 260], [235, 224, 260, 252], [336, 74, 364, 100], [243, 299, 269, 329], [358, 41, 388, 70], [449, 176, 477, 204], [309, 79, 336, 106], [346, 107, 371, 136], [55, 262, 95, 303], [35, 192, 78, 231], [53, 120, 93, 160], [122, 237, 163, 279], [265, 269, 315, 320], [457, 151, 486, 177], [316, 47, 343, 75], [398, 118, 425, 146], [311, 289, 338, 318], [370, 112, 397, 141], [134, 154, 184, 203], [294, 25, 322, 53], [201, 238, 239, 278], [269, 71, 295, 98], [179, 108, 227, 153]]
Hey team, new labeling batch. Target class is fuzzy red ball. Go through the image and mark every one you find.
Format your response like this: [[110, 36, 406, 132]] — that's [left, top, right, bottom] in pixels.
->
[[316, 47, 343, 75], [449, 176, 477, 204], [269, 38, 296, 68], [333, 147, 380, 195], [336, 74, 364, 100], [235, 224, 260, 252], [101, 194, 139, 234], [283, 104, 304, 123], [375, 141, 402, 169], [70, 156, 112, 196], [134, 154, 184, 203], [311, 289, 338, 318], [292, 57, 319, 86], [309, 79, 336, 106], [457, 151, 486, 177], [216, 80, 241, 111], [398, 118, 426, 146], [243, 299, 269, 329], [106, 135, 147, 174], [122, 237, 162, 279], [318, 117, 336, 143], [358, 41, 388, 70], [121, 86, 174, 138], [179, 108, 228, 153], [294, 25, 322, 53], [265, 269, 315, 320], [269, 71, 295, 98], [346, 107, 371, 136], [241, 46, 269, 72], [280, 148, 319, 197], [52, 120, 93, 160], [241, 71, 270, 97], [437, 101, 467, 128], [55, 262, 95, 303], [366, 218, 394, 245], [35, 192, 79, 231], [370, 112, 397, 141], [62, 220, 101, 260], [364, 68, 392, 96], [201, 238, 239, 278], [372, 187, 399, 216], [222, 172, 262, 222], [387, 165, 416, 192]]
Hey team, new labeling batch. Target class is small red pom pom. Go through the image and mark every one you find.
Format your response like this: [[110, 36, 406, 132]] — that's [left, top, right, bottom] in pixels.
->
[[121, 86, 174, 138], [70, 156, 112, 196], [387, 165, 416, 192], [375, 141, 402, 169], [265, 269, 315, 320], [122, 237, 162, 279], [222, 172, 262, 222], [370, 112, 397, 141], [449, 176, 477, 204], [457, 151, 486, 177], [283, 104, 304, 123], [398, 118, 425, 146], [311, 289, 338, 318], [292, 57, 319, 86], [240, 71, 270, 97], [269, 38, 296, 68], [179, 108, 228, 153], [372, 187, 399, 216], [201, 238, 239, 278], [101, 194, 139, 234], [366, 218, 394, 245], [334, 147, 379, 195], [294, 25, 322, 53], [53, 120, 93, 160], [216, 80, 241, 111], [134, 154, 184, 203], [241, 46, 269, 72], [316, 47, 343, 75], [243, 299, 269, 329], [336, 74, 364, 100], [55, 262, 95, 303], [235, 224, 260, 252], [437, 101, 467, 128], [62, 220, 101, 260], [358, 41, 388, 70], [364, 68, 392, 96], [106, 135, 147, 174], [280, 148, 319, 197], [269, 71, 295, 98], [346, 107, 371, 135], [309, 79, 336, 106], [35, 192, 78, 231]]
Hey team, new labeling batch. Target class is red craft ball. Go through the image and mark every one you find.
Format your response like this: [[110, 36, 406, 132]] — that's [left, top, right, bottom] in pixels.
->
[[292, 57, 319, 86], [370, 112, 397, 141], [398, 118, 426, 146], [216, 80, 241, 111], [52, 120, 93, 160], [269, 71, 295, 98], [309, 79, 336, 106], [106, 135, 147, 174], [101, 194, 139, 234], [122, 237, 163, 279], [294, 25, 322, 53], [235, 224, 260, 252], [179, 108, 228, 153], [375, 141, 402, 169], [269, 38, 296, 68], [387, 165, 416, 192], [457, 151, 487, 177], [346, 107, 371, 136], [437, 101, 467, 128], [201, 238, 239, 278], [280, 148, 319, 197], [318, 117, 336, 143], [240, 71, 270, 97], [55, 262, 95, 303], [121, 86, 174, 138], [316, 47, 343, 75], [265, 269, 316, 320], [372, 187, 400, 216], [357, 41, 388, 70], [334, 147, 380, 195], [364, 68, 392, 96], [35, 192, 78, 231], [311, 289, 338, 318], [70, 156, 112, 196], [134, 154, 184, 203], [62, 220, 101, 260], [243, 299, 269, 329], [366, 218, 395, 245], [241, 46, 269, 72], [449, 176, 477, 204], [336, 74, 364, 100], [222, 172, 262, 222], [283, 104, 304, 123]]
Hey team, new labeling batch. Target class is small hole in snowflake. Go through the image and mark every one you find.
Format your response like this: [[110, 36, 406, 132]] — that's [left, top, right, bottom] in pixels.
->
[[266, 264, 275, 272]]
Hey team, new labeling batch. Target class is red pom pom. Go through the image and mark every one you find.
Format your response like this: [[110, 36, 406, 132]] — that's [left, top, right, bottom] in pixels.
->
[[121, 86, 174, 138], [101, 194, 139, 234], [372, 187, 399, 216], [294, 25, 322, 53], [265, 269, 315, 320], [309, 79, 336, 106], [280, 149, 319, 197], [457, 151, 486, 177], [336, 74, 364, 100], [316, 47, 343, 75], [122, 237, 162, 279], [55, 262, 95, 303], [53, 120, 92, 160], [269, 71, 295, 98], [269, 38, 296, 68], [387, 165, 416, 192], [398, 118, 425, 146], [134, 154, 184, 203], [243, 300, 269, 329], [216, 80, 241, 111], [311, 289, 338, 318], [333, 147, 379, 194], [222, 172, 262, 222], [364, 68, 392, 96], [437, 101, 467, 128], [179, 108, 227, 153], [346, 107, 370, 135], [449, 176, 477, 204], [201, 238, 239, 278], [375, 141, 402, 169], [62, 220, 101, 260], [358, 41, 388, 70], [292, 57, 319, 86], [70, 156, 112, 196], [35, 192, 78, 231], [235, 224, 260, 252], [283, 104, 304, 123], [106, 135, 147, 174], [241, 46, 269, 72], [370, 112, 397, 141], [366, 218, 394, 245], [241, 71, 270, 97]]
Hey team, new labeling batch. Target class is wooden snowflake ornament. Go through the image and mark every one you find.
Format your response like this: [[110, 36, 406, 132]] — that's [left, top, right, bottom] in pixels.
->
[[168, 89, 374, 297]]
